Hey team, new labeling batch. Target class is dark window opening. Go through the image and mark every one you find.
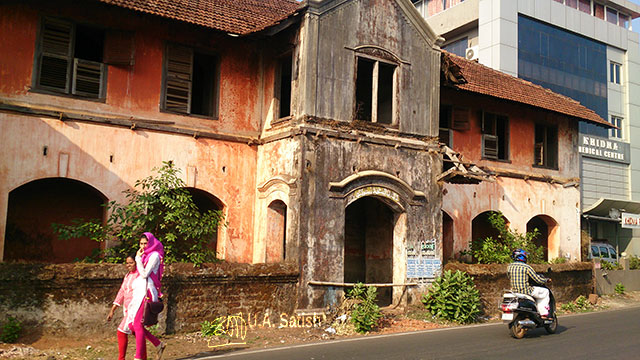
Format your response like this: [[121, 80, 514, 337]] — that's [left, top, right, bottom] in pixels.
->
[[481, 112, 509, 160], [192, 52, 217, 117], [439, 105, 452, 147], [163, 44, 219, 118], [266, 200, 287, 263], [377, 62, 394, 124], [534, 123, 558, 168], [277, 55, 293, 118], [36, 18, 106, 99], [354, 56, 396, 124], [355, 58, 374, 121]]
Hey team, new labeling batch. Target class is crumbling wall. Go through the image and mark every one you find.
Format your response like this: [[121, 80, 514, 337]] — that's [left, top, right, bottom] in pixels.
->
[[444, 262, 594, 316], [0, 262, 299, 335]]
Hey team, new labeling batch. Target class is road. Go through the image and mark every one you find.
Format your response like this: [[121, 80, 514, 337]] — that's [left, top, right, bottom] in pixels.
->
[[187, 306, 640, 360]]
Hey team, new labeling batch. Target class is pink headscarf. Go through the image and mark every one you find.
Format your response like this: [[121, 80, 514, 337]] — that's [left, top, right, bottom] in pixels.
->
[[142, 232, 164, 294]]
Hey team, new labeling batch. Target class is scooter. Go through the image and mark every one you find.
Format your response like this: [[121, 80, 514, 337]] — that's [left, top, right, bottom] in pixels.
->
[[499, 284, 557, 339]]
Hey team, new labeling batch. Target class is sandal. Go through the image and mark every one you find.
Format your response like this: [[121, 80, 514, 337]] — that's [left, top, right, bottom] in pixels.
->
[[157, 342, 166, 360]]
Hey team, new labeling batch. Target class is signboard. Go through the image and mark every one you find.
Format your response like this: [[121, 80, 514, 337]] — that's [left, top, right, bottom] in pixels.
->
[[407, 239, 441, 279], [622, 212, 640, 229], [347, 186, 401, 206], [578, 135, 630, 164]]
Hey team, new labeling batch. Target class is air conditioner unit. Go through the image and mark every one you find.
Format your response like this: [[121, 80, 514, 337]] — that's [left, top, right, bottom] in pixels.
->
[[465, 46, 479, 61]]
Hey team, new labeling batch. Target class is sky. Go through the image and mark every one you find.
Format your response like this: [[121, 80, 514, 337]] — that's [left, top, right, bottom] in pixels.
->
[[633, 0, 640, 33]]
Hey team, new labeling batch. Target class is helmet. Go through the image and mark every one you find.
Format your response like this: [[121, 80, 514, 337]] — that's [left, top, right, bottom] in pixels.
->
[[512, 249, 528, 262]]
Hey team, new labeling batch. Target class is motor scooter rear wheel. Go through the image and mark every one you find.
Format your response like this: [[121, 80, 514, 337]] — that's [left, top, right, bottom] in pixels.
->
[[509, 315, 527, 339], [544, 313, 558, 334]]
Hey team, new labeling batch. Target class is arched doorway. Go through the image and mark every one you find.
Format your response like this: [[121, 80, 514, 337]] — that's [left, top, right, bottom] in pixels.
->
[[344, 197, 394, 306], [472, 211, 505, 244], [4, 178, 105, 263], [527, 215, 558, 261], [442, 211, 454, 263], [185, 188, 223, 256], [265, 200, 287, 263]]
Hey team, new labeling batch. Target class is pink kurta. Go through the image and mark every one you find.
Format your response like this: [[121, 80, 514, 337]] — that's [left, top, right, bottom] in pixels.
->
[[113, 271, 138, 334]]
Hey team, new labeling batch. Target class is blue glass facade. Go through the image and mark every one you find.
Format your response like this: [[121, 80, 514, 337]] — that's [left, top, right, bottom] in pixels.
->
[[518, 15, 608, 137], [443, 37, 468, 57]]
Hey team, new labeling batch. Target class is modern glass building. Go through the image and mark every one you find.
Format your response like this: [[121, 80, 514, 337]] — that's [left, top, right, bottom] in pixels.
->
[[417, 0, 640, 259]]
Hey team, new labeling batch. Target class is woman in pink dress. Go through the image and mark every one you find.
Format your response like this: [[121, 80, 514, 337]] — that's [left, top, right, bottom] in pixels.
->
[[126, 232, 166, 360], [107, 254, 146, 360]]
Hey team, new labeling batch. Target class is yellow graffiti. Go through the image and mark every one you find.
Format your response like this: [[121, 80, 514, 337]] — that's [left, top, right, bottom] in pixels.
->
[[207, 313, 247, 348]]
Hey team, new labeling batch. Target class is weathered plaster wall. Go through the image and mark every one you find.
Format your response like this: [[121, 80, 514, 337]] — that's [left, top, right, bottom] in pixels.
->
[[0, 114, 257, 262], [0, 262, 298, 335], [441, 88, 580, 179], [443, 177, 581, 260], [0, 1, 266, 136], [304, 0, 441, 136], [298, 132, 442, 308], [441, 87, 582, 261]]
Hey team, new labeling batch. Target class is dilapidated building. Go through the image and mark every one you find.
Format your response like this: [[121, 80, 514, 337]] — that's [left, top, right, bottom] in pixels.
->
[[0, 0, 444, 309], [439, 51, 613, 263]]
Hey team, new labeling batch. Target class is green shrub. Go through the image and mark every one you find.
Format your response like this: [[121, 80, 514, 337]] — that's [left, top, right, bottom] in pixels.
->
[[560, 295, 592, 313], [346, 283, 382, 334], [53, 161, 223, 266], [201, 318, 225, 338], [1, 317, 21, 343], [469, 212, 545, 264], [421, 270, 481, 324], [615, 283, 626, 295], [629, 256, 640, 270], [549, 257, 567, 264], [600, 261, 622, 271]]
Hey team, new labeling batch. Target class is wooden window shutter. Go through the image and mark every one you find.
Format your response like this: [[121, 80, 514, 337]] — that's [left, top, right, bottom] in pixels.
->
[[72, 58, 104, 98], [104, 31, 135, 66], [164, 44, 193, 114], [451, 107, 470, 130], [483, 134, 498, 159], [38, 18, 73, 91], [534, 142, 544, 165]]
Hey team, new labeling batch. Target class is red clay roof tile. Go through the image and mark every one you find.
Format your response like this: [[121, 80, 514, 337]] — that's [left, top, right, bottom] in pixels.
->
[[442, 51, 611, 128], [98, 0, 301, 35]]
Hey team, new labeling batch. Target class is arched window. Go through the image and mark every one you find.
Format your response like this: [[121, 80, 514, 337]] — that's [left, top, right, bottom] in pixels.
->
[[266, 200, 287, 263]]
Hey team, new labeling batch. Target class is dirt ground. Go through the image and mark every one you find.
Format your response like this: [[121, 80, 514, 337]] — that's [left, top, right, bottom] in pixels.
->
[[2, 292, 640, 360]]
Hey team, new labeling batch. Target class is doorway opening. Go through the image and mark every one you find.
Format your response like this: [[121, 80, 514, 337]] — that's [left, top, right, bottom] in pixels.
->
[[344, 197, 394, 306]]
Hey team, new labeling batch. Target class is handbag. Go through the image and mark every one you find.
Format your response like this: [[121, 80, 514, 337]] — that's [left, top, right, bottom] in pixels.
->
[[143, 298, 164, 326]]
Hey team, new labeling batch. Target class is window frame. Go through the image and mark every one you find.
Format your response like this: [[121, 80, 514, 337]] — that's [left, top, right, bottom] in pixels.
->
[[481, 111, 509, 161], [32, 16, 107, 101], [609, 61, 622, 85], [533, 123, 559, 169], [274, 51, 294, 121], [610, 115, 623, 139], [353, 53, 398, 126], [160, 42, 220, 119]]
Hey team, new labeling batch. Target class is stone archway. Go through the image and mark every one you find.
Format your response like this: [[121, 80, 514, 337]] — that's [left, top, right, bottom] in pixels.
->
[[4, 178, 106, 263], [185, 187, 224, 256], [344, 196, 395, 307], [527, 215, 558, 261]]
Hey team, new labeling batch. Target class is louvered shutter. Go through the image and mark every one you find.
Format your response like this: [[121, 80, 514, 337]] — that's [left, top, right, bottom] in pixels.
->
[[451, 107, 470, 130], [483, 134, 498, 159], [38, 19, 73, 92], [72, 58, 104, 98], [104, 30, 135, 66], [164, 45, 193, 114]]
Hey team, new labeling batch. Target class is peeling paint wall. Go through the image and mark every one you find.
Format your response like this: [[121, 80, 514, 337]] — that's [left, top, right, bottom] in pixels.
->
[[441, 87, 582, 261]]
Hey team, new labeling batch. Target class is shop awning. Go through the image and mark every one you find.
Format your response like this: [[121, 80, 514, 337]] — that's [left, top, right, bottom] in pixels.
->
[[583, 198, 640, 217]]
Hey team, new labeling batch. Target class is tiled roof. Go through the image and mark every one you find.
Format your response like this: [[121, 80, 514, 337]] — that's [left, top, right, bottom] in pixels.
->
[[97, 0, 302, 35], [441, 51, 612, 128]]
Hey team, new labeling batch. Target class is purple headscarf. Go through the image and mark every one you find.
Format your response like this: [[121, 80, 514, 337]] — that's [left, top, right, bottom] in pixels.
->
[[142, 232, 164, 293]]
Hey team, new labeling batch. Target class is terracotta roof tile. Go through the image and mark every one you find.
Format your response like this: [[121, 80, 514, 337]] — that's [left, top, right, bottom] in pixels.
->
[[442, 51, 612, 128], [98, 0, 301, 35]]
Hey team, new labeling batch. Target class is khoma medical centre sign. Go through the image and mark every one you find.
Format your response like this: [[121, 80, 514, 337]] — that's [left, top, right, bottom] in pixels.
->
[[578, 135, 630, 164]]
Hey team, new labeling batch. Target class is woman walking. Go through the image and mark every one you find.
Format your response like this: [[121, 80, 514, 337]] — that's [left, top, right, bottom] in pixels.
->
[[126, 232, 166, 360], [107, 254, 146, 360]]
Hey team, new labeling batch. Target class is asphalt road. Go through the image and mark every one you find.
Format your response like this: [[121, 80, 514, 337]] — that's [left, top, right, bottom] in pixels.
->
[[189, 306, 640, 360]]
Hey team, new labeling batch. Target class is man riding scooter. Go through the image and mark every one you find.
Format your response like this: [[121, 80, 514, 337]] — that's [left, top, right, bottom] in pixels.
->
[[507, 249, 552, 319]]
